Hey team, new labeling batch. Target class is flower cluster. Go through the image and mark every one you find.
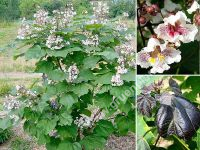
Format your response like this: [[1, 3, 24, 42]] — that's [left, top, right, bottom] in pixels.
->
[[33, 9, 49, 26], [17, 18, 32, 40], [137, 0, 200, 73], [89, 2, 109, 24], [74, 114, 93, 129], [82, 33, 99, 47], [17, 5, 76, 51], [46, 34, 66, 50], [3, 95, 21, 111], [74, 108, 104, 129], [68, 64, 79, 83], [51, 5, 76, 31], [112, 34, 135, 86], [16, 85, 37, 99]]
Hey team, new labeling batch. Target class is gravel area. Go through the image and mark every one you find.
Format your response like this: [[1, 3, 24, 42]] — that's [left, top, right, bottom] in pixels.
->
[[106, 134, 135, 150]]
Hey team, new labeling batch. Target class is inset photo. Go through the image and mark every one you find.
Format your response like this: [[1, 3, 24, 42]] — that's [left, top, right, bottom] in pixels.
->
[[137, 75, 200, 149], [137, 0, 200, 74]]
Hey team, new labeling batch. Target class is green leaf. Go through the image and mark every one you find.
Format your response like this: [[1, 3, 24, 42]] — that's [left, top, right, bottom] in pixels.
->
[[47, 69, 67, 81], [57, 125, 78, 139], [115, 115, 132, 135], [71, 83, 92, 97], [37, 117, 59, 135], [25, 45, 46, 60], [60, 93, 78, 110], [96, 48, 118, 60], [97, 85, 112, 94], [59, 112, 73, 126], [0, 118, 12, 130], [95, 93, 113, 108], [197, 129, 200, 150], [95, 72, 114, 84], [80, 135, 106, 150], [37, 101, 48, 113], [121, 69, 136, 82], [47, 47, 83, 58], [137, 115, 154, 149], [83, 56, 101, 69], [85, 24, 103, 30], [58, 141, 82, 150], [76, 69, 95, 82], [35, 60, 54, 74], [110, 85, 133, 103], [94, 120, 114, 137]]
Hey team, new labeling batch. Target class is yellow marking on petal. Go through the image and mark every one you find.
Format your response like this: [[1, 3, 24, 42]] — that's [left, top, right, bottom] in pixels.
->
[[148, 57, 156, 64], [158, 53, 165, 61]]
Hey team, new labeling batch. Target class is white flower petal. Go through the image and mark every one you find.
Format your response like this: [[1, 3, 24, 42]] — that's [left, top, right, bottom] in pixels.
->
[[187, 1, 200, 14]]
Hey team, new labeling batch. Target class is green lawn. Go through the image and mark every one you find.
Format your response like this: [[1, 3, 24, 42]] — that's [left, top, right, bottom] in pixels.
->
[[0, 21, 35, 73]]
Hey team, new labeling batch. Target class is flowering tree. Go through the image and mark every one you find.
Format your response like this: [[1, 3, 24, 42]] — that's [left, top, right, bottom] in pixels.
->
[[0, 2, 135, 150], [137, 0, 200, 74]]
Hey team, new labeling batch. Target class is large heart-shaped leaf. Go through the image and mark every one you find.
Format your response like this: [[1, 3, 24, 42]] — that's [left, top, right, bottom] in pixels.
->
[[156, 95, 200, 140]]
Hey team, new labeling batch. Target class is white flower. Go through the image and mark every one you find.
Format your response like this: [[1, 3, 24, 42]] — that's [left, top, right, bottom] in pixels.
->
[[82, 34, 99, 46], [51, 5, 76, 30], [195, 26, 200, 41], [68, 64, 79, 82], [92, 2, 109, 24], [154, 11, 198, 43], [111, 74, 124, 86], [116, 66, 128, 74], [33, 9, 49, 25], [116, 21, 128, 31], [137, 38, 181, 74], [74, 114, 93, 128], [187, 1, 200, 14], [17, 18, 32, 40], [46, 35, 65, 50], [3, 95, 21, 110]]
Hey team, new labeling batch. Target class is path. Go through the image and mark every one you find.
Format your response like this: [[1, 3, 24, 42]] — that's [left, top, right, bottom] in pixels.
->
[[0, 72, 42, 79]]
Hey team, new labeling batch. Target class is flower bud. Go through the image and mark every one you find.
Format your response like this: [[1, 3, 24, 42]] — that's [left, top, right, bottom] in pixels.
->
[[146, 6, 155, 14], [152, 4, 160, 12], [139, 16, 147, 24], [194, 14, 200, 26]]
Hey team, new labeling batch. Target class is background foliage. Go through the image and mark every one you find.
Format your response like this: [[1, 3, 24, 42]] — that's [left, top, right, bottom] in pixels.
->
[[0, 0, 135, 21]]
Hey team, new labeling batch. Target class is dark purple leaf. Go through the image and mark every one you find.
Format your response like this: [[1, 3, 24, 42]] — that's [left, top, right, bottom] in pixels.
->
[[156, 95, 200, 140], [137, 94, 156, 117], [169, 78, 182, 96]]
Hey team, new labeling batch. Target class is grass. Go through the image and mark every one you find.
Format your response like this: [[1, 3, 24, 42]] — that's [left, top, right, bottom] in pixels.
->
[[0, 77, 41, 104], [0, 21, 36, 73]]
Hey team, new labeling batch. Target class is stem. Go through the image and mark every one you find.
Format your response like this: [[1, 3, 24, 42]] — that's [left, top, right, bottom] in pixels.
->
[[137, 8, 146, 46], [92, 108, 102, 123], [56, 58, 64, 71], [154, 135, 161, 147], [146, 21, 155, 34]]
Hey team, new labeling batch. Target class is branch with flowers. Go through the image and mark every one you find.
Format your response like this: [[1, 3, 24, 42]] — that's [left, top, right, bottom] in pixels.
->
[[137, 0, 200, 74]]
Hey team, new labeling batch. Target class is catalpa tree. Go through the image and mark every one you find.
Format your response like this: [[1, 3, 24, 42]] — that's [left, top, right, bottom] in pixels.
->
[[0, 2, 135, 150]]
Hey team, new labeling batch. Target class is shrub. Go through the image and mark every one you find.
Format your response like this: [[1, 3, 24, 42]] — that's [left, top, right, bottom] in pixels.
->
[[1, 2, 135, 149], [0, 80, 11, 96], [0, 129, 12, 144]]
